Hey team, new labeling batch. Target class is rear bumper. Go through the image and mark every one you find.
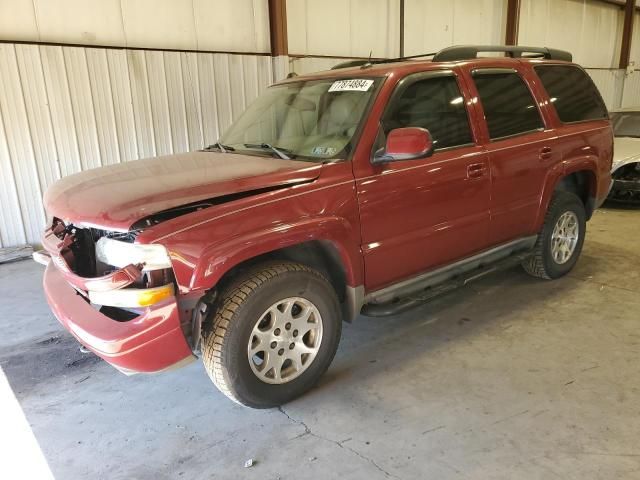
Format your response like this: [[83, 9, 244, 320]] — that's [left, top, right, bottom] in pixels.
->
[[43, 263, 195, 374]]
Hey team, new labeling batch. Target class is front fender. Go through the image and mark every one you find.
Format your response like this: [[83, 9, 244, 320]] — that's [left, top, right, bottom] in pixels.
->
[[189, 215, 363, 292]]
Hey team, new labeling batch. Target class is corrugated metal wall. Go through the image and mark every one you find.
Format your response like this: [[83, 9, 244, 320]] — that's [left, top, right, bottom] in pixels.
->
[[520, 0, 623, 68], [0, 43, 275, 247], [586, 69, 625, 109], [2, 0, 640, 248], [517, 0, 640, 110], [290, 56, 355, 74]]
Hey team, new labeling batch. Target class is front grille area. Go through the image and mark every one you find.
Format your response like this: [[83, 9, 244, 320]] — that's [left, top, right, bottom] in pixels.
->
[[50, 219, 170, 289]]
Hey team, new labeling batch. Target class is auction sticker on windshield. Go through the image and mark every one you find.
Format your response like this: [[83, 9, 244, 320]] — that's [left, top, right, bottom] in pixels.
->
[[328, 79, 374, 92]]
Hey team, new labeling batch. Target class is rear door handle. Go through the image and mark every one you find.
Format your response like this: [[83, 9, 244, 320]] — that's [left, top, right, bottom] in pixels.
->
[[539, 146, 553, 160], [467, 163, 487, 179]]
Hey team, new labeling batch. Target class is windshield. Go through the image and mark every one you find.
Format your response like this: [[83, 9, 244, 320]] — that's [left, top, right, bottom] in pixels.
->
[[219, 78, 381, 161], [611, 112, 640, 138]]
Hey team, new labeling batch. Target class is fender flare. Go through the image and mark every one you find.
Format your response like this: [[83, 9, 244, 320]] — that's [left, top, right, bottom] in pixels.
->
[[534, 156, 598, 231], [188, 215, 363, 292]]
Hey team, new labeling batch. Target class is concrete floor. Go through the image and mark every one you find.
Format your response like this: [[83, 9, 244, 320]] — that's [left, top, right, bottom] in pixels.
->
[[1, 206, 639, 480]]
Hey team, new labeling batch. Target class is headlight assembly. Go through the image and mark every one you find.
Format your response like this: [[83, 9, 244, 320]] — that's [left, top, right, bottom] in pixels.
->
[[95, 237, 172, 270]]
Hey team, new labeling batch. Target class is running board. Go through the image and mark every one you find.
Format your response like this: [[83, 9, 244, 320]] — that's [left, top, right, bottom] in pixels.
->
[[361, 250, 533, 317]]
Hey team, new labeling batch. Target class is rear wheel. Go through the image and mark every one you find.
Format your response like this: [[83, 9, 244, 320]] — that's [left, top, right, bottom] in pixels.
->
[[201, 262, 341, 408], [522, 191, 586, 279]]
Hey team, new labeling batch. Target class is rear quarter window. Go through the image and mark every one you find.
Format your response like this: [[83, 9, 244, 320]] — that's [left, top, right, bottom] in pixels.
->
[[472, 70, 544, 140], [534, 65, 608, 123]]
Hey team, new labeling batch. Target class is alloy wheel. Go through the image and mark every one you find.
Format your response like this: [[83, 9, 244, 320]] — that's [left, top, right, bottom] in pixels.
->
[[247, 297, 323, 384]]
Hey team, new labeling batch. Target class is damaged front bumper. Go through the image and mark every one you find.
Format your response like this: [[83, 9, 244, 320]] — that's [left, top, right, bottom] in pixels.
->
[[609, 163, 640, 204], [36, 224, 195, 374], [42, 261, 195, 374]]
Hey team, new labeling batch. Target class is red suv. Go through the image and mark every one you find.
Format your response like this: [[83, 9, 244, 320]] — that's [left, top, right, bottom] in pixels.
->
[[36, 46, 613, 408]]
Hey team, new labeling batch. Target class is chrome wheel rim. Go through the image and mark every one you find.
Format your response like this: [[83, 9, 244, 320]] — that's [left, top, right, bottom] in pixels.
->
[[247, 297, 323, 384], [551, 211, 579, 265]]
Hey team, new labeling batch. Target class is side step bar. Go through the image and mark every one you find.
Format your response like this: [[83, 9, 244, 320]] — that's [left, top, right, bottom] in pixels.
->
[[361, 250, 533, 317]]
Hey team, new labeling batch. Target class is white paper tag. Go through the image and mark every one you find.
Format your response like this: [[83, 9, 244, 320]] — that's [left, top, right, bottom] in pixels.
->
[[328, 79, 374, 92]]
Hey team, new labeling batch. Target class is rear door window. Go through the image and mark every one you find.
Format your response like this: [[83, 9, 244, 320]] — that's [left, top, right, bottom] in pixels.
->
[[383, 74, 473, 151], [534, 65, 608, 123], [472, 70, 544, 140]]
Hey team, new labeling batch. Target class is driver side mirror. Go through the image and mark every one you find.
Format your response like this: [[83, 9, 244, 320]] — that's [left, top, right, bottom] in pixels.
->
[[373, 127, 434, 164]]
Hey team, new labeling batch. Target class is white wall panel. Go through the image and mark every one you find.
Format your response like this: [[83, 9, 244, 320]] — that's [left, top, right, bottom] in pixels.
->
[[630, 12, 640, 69], [14, 45, 61, 189], [0, 44, 275, 247], [586, 68, 625, 110], [520, 0, 623, 68], [40, 46, 83, 176], [164, 52, 190, 154], [127, 50, 156, 159], [291, 56, 355, 74], [621, 72, 640, 108], [404, 0, 506, 56], [180, 52, 205, 152], [33, 0, 125, 47], [0, 0, 270, 54], [0, 109, 26, 247], [197, 54, 222, 146], [213, 55, 235, 134], [64, 47, 102, 171], [193, 0, 270, 54], [146, 51, 173, 156], [121, 0, 197, 51], [86, 49, 121, 166], [0, 45, 47, 244], [287, 0, 400, 58], [0, 0, 39, 42], [106, 49, 139, 161]]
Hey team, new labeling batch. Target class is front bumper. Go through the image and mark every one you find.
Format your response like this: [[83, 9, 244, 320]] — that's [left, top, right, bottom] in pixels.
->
[[43, 263, 195, 374], [608, 178, 640, 204], [612, 178, 640, 192]]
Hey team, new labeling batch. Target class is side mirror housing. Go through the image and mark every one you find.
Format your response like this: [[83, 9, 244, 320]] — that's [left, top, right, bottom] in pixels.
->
[[373, 127, 434, 164]]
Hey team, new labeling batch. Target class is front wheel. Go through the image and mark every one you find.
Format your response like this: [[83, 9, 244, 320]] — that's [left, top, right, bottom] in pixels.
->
[[522, 191, 586, 279], [201, 262, 342, 408]]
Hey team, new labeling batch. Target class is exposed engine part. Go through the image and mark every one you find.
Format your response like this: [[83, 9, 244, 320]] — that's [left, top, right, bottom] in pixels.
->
[[90, 229, 139, 243]]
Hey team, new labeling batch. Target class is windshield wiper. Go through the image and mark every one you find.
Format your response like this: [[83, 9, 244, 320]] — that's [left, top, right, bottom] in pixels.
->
[[244, 143, 292, 160], [204, 142, 235, 153]]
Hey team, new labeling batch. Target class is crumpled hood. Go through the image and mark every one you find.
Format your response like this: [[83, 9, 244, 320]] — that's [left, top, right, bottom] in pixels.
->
[[44, 151, 322, 231], [612, 137, 640, 171]]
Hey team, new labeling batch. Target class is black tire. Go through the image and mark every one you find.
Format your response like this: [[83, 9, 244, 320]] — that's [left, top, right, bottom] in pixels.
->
[[522, 191, 586, 279], [201, 262, 342, 408]]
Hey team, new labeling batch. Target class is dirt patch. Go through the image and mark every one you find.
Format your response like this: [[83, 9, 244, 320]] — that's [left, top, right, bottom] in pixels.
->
[[0, 331, 101, 398]]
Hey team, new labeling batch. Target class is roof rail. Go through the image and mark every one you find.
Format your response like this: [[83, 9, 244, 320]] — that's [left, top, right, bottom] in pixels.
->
[[432, 45, 572, 62], [331, 59, 371, 70], [331, 52, 438, 70]]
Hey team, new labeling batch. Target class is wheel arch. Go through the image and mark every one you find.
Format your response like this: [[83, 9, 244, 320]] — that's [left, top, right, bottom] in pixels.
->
[[554, 169, 597, 217], [189, 218, 364, 323], [536, 161, 598, 230]]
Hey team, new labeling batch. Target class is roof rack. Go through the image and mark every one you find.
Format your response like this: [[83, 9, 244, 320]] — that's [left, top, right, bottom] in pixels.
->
[[331, 52, 438, 70], [330, 45, 572, 71], [432, 45, 572, 62]]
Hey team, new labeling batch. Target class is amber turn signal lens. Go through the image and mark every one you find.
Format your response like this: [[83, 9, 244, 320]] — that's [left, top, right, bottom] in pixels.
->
[[137, 285, 173, 307]]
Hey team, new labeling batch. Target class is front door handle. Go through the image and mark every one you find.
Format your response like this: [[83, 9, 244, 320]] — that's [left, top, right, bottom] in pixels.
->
[[539, 146, 553, 161], [467, 163, 487, 179]]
